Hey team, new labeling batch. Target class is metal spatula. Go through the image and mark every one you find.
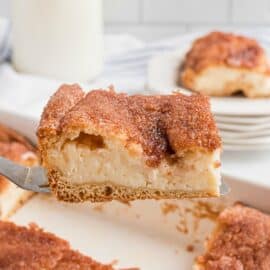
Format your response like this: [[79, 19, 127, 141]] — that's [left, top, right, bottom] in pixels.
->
[[0, 156, 230, 195], [0, 157, 50, 193]]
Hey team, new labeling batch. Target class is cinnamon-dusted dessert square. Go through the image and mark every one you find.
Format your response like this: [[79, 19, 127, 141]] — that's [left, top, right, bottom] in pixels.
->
[[38, 84, 221, 202], [0, 123, 38, 219], [0, 220, 113, 269], [180, 31, 270, 98], [194, 204, 270, 270]]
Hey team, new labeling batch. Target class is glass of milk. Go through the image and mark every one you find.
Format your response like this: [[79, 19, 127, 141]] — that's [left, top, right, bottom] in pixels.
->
[[11, 0, 104, 82]]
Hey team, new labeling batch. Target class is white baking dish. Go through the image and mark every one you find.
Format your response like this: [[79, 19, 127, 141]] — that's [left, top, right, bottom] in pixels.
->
[[0, 109, 269, 270]]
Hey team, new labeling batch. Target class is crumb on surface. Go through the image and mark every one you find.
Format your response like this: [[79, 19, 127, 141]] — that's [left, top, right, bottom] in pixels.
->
[[93, 203, 105, 213], [161, 202, 179, 215], [186, 244, 195, 252]]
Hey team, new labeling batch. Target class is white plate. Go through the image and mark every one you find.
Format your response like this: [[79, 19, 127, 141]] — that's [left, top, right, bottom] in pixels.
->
[[223, 142, 270, 148], [220, 129, 270, 139], [224, 143, 270, 151], [217, 122, 270, 132], [223, 136, 270, 144], [215, 114, 270, 125], [147, 51, 270, 116], [221, 133, 270, 150]]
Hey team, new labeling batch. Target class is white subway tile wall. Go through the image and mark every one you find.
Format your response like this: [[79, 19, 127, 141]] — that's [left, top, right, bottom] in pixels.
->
[[104, 0, 270, 41], [106, 24, 187, 41], [232, 0, 270, 23], [142, 0, 229, 23], [0, 0, 270, 41]]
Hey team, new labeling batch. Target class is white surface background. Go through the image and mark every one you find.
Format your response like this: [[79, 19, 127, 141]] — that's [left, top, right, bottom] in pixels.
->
[[1, 0, 270, 41]]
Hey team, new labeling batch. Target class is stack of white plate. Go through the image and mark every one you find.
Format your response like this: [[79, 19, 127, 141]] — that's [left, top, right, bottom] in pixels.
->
[[147, 49, 270, 151], [210, 98, 270, 151]]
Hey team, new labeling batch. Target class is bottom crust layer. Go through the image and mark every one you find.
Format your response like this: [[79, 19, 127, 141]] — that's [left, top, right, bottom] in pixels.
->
[[49, 172, 219, 203]]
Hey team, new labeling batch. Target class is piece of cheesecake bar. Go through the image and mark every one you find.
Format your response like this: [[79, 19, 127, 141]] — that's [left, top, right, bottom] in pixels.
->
[[180, 31, 270, 98], [38, 84, 221, 202], [194, 204, 270, 270], [0, 220, 113, 269], [0, 123, 38, 219]]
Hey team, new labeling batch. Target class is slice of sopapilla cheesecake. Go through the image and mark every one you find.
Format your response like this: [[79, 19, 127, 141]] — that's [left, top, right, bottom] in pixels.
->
[[180, 31, 270, 98], [38, 84, 222, 202], [0, 220, 114, 269]]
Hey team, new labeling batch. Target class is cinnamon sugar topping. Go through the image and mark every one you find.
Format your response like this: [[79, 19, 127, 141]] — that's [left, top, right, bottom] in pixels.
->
[[0, 221, 114, 269], [197, 204, 270, 270], [39, 86, 221, 168], [182, 31, 270, 74]]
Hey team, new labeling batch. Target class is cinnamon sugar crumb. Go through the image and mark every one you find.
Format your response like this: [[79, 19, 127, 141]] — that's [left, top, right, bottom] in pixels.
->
[[186, 244, 195, 252], [160, 200, 225, 236], [176, 221, 188, 234], [110, 259, 139, 270], [119, 200, 131, 207], [93, 204, 104, 212], [192, 201, 223, 221], [161, 202, 179, 215]]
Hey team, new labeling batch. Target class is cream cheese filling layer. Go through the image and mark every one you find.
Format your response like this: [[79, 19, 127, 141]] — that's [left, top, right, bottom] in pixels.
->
[[193, 66, 270, 97], [48, 134, 221, 193]]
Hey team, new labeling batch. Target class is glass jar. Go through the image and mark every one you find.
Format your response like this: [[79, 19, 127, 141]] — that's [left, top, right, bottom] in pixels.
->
[[11, 0, 104, 82]]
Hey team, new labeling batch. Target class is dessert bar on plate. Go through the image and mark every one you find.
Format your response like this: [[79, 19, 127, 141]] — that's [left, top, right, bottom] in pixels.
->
[[38, 84, 221, 202], [180, 31, 270, 98]]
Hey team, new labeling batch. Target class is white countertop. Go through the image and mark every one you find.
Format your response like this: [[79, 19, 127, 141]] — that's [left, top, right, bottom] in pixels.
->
[[222, 150, 270, 188]]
